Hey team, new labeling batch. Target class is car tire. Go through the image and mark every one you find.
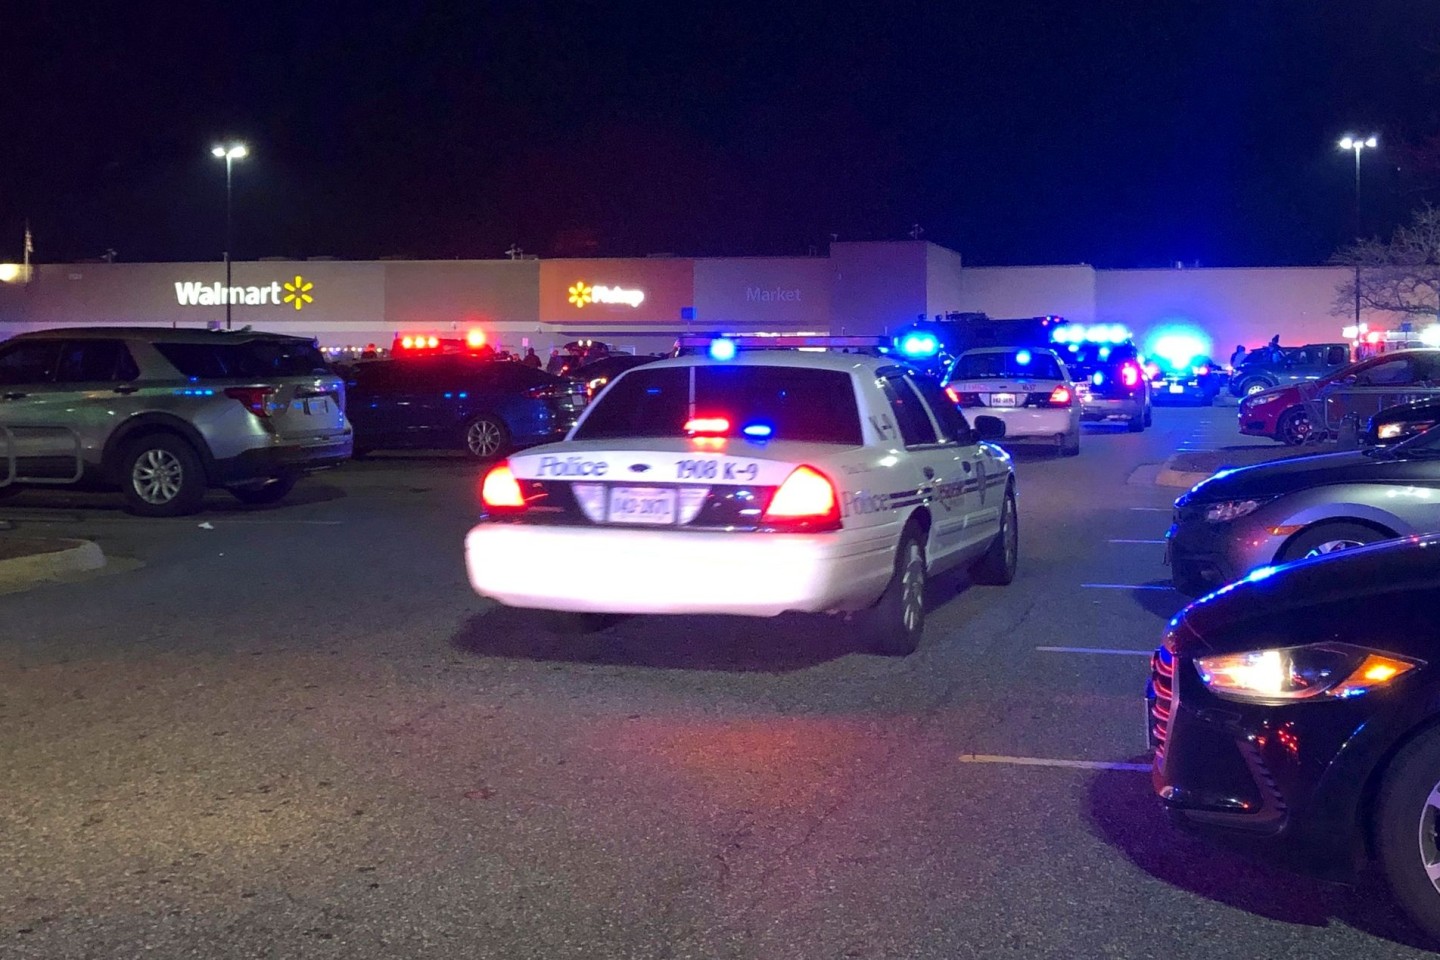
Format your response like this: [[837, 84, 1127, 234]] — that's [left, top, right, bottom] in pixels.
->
[[1278, 521, 1390, 563], [1276, 407, 1314, 446], [858, 526, 928, 656], [1375, 726, 1440, 943], [119, 434, 207, 517], [463, 415, 510, 460], [1061, 430, 1081, 456], [971, 486, 1019, 586], [1239, 377, 1274, 397], [1144, 404, 1154, 427], [229, 473, 299, 506], [1127, 412, 1145, 432]]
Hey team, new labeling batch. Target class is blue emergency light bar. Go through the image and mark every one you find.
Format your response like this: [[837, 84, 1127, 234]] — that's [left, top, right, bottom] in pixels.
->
[[674, 334, 891, 359]]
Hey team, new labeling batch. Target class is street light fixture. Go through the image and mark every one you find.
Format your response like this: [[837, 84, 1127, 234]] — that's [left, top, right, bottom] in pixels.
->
[[1338, 134, 1378, 329], [211, 142, 248, 330]]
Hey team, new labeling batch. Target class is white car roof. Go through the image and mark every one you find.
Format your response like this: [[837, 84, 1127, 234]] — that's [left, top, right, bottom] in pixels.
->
[[638, 351, 901, 374], [958, 345, 1061, 357]]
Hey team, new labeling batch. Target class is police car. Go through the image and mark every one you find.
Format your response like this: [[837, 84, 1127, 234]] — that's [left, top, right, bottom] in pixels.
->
[[464, 336, 1019, 655]]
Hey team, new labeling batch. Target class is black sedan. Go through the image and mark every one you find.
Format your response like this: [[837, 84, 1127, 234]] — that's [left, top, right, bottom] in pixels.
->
[[569, 353, 661, 398], [1365, 397, 1440, 447], [1149, 534, 1440, 939], [344, 356, 587, 459]]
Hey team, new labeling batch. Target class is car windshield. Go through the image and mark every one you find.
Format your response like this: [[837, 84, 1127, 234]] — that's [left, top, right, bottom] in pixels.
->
[[949, 350, 1063, 381], [573, 364, 863, 445]]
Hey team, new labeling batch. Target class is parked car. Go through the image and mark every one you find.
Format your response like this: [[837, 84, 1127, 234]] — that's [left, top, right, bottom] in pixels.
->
[[343, 356, 587, 459], [569, 354, 661, 399], [1148, 534, 1440, 940], [1148, 355, 1227, 405], [1228, 342, 1351, 398], [1166, 423, 1440, 596], [1364, 397, 1440, 447], [1238, 349, 1440, 445], [0, 327, 352, 515], [943, 346, 1081, 455], [1055, 340, 1152, 431]]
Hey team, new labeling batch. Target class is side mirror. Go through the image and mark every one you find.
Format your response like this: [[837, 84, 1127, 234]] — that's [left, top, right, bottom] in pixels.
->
[[974, 415, 1006, 441]]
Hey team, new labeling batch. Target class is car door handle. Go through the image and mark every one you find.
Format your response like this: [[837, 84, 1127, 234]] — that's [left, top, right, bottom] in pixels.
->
[[961, 461, 972, 472], [2, 392, 26, 400], [112, 385, 139, 395], [922, 466, 936, 479]]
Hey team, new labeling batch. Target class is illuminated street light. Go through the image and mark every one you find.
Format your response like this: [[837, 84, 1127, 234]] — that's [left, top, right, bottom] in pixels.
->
[[1338, 134, 1378, 328], [211, 142, 249, 329]]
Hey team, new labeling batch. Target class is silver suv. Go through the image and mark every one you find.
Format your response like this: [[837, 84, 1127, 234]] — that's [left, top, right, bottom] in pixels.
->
[[0, 327, 353, 516]]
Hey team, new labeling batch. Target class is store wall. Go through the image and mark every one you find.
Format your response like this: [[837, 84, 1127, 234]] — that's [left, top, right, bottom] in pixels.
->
[[958, 265, 1097, 324], [1095, 266, 1405, 356], [382, 260, 539, 338], [925, 244, 966, 320], [692, 257, 832, 330], [829, 241, 928, 336]]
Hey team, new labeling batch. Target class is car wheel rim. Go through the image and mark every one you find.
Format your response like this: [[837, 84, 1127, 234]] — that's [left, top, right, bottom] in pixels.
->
[[899, 544, 925, 634], [1418, 781, 1440, 893], [132, 449, 183, 504], [1003, 497, 1018, 572], [1282, 414, 1312, 443], [467, 420, 501, 457], [1246, 382, 1267, 395], [1302, 538, 1365, 558]]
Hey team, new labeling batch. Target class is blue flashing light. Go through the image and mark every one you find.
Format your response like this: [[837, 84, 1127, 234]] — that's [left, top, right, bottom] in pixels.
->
[[1091, 371, 1105, 386], [741, 422, 774, 439], [1098, 346, 1111, 360], [176, 388, 216, 397], [443, 392, 453, 399], [1053, 323, 1131, 346], [1147, 325, 1212, 372], [1015, 349, 1032, 366], [1245, 565, 1280, 583], [709, 338, 738, 362], [898, 332, 940, 357], [459, 391, 468, 399]]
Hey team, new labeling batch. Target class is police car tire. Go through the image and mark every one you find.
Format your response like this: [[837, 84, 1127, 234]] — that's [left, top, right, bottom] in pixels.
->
[[1061, 430, 1081, 456], [1127, 413, 1145, 432], [1144, 405, 1153, 427], [119, 434, 208, 518], [1375, 725, 1440, 943], [860, 527, 927, 657], [971, 488, 1018, 586]]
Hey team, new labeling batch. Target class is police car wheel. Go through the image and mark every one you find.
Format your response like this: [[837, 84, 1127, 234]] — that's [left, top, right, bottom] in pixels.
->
[[1061, 430, 1081, 456], [860, 528, 927, 657], [971, 487, 1018, 586]]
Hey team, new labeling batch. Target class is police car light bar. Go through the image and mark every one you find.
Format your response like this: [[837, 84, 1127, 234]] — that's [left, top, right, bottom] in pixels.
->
[[676, 334, 890, 352]]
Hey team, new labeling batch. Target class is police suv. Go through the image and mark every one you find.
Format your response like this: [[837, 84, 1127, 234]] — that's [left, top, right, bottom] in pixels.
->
[[465, 337, 1019, 655]]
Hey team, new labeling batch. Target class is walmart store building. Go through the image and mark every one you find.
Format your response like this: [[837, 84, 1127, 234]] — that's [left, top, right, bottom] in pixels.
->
[[0, 241, 1394, 360]]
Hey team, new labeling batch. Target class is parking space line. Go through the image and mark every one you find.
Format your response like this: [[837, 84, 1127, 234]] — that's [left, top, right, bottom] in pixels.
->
[[1035, 646, 1152, 656], [1081, 583, 1174, 591], [1108, 538, 1164, 544], [1128, 507, 1170, 512], [958, 754, 1150, 772]]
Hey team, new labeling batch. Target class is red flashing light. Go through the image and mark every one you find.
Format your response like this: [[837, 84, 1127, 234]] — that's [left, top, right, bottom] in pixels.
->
[[945, 385, 962, 404], [480, 462, 526, 511], [1367, 331, 1382, 344], [684, 416, 731, 435], [224, 386, 277, 418], [1049, 385, 1073, 406], [763, 465, 841, 530], [1121, 363, 1141, 387], [1195, 364, 1210, 376], [467, 329, 487, 348]]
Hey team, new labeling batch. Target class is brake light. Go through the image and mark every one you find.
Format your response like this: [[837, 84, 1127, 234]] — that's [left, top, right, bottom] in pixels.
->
[[1049, 385, 1072, 406], [1121, 363, 1140, 387], [224, 386, 278, 417], [466, 329, 486, 349], [480, 462, 526, 511], [684, 416, 731, 435], [945, 385, 962, 404], [1195, 364, 1210, 376], [763, 465, 841, 530]]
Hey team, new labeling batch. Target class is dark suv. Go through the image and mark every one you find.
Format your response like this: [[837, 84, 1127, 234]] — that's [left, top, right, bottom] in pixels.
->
[[1059, 341, 1153, 431], [0, 327, 353, 515], [1228, 342, 1351, 398]]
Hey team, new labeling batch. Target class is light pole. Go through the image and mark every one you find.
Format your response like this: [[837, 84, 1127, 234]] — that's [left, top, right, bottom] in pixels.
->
[[1338, 135, 1377, 329], [211, 143, 248, 330]]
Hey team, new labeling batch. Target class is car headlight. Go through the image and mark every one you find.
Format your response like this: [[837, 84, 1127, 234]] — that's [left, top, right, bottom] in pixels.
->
[[1246, 393, 1283, 408], [1204, 499, 1263, 522], [1378, 421, 1432, 440], [1195, 643, 1422, 704]]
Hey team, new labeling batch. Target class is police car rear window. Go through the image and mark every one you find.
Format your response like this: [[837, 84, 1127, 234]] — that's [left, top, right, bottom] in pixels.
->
[[951, 351, 1063, 381], [155, 340, 329, 380], [574, 366, 862, 445]]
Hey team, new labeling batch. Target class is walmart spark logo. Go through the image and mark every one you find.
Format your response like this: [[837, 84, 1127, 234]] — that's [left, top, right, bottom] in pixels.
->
[[283, 275, 315, 311], [568, 281, 593, 308]]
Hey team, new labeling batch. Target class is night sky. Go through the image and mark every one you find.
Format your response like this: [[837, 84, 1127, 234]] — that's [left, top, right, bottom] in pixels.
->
[[3, 1, 1437, 268]]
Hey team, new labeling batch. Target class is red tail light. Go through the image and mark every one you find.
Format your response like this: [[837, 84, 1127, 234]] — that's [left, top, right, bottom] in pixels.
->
[[1120, 363, 1141, 387], [763, 465, 842, 531], [684, 416, 731, 435], [525, 383, 560, 399], [480, 462, 526, 511], [224, 386, 278, 418], [946, 388, 983, 407], [1048, 385, 1072, 406], [945, 385, 962, 404]]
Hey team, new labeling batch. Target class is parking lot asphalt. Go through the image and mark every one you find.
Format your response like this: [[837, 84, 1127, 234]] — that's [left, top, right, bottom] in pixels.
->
[[3, 406, 1436, 959]]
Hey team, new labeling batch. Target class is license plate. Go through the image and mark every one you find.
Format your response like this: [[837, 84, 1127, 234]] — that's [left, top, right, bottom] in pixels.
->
[[608, 487, 676, 524], [1169, 384, 1185, 394], [989, 393, 1017, 407], [302, 398, 329, 414]]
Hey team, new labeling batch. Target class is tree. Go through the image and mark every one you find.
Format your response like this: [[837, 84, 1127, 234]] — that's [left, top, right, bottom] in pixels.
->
[[1332, 204, 1440, 323]]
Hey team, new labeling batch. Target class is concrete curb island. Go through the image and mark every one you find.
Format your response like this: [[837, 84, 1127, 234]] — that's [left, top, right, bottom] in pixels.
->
[[0, 538, 107, 589]]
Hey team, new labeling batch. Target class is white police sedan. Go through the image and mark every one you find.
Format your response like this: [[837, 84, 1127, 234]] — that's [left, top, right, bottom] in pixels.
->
[[465, 338, 1019, 655]]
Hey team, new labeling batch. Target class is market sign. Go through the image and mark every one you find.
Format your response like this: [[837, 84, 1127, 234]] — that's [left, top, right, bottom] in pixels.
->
[[175, 274, 316, 310], [567, 280, 645, 308]]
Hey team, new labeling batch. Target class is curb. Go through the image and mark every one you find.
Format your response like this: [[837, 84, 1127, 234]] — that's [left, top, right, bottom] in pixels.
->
[[0, 538, 107, 587]]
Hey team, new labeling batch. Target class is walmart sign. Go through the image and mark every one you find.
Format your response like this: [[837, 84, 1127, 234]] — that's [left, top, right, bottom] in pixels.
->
[[175, 275, 316, 311]]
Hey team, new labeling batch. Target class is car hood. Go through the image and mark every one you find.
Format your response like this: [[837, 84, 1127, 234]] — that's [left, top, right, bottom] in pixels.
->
[[1182, 449, 1440, 503], [1173, 534, 1440, 657]]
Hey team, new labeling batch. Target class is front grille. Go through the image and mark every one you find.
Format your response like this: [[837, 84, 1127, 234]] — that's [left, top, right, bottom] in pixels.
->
[[1151, 642, 1176, 764]]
